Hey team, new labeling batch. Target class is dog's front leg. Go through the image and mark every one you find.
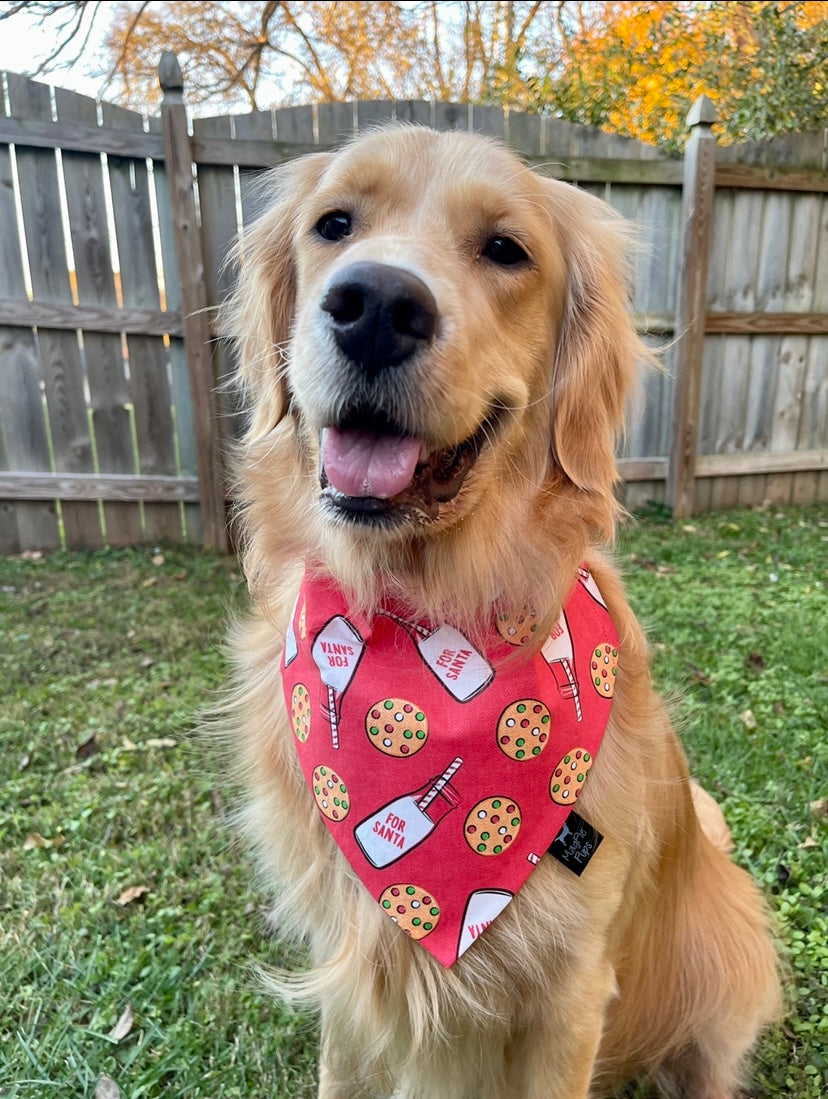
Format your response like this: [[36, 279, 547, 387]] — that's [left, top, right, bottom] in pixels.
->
[[501, 959, 615, 1099]]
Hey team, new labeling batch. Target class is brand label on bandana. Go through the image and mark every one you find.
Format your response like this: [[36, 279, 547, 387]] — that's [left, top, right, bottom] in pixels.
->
[[282, 567, 618, 967]]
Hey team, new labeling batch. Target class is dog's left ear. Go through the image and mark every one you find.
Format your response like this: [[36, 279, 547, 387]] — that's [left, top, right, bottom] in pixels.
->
[[544, 179, 647, 531], [222, 152, 333, 440]]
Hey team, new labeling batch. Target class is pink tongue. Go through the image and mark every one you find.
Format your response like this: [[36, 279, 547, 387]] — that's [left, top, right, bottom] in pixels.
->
[[321, 427, 422, 499]]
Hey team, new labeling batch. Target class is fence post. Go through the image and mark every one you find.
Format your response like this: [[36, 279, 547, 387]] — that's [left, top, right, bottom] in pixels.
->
[[667, 94, 718, 518], [159, 52, 228, 553]]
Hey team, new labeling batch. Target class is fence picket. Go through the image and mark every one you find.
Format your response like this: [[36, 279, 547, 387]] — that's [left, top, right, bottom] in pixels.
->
[[106, 100, 183, 543]]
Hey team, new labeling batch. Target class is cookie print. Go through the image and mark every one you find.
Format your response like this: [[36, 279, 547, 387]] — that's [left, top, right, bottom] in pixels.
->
[[465, 797, 522, 855], [591, 643, 618, 698], [291, 683, 312, 742], [549, 749, 592, 804], [497, 699, 551, 760], [495, 605, 540, 646], [366, 698, 429, 757], [312, 765, 350, 821], [380, 884, 440, 940]]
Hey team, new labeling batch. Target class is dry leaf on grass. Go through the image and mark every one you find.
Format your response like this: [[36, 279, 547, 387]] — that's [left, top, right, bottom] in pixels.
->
[[115, 884, 149, 906], [95, 1075, 121, 1099], [108, 1003, 134, 1042]]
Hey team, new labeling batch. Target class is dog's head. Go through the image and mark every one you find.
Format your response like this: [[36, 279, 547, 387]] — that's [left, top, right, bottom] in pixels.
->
[[228, 127, 646, 613]]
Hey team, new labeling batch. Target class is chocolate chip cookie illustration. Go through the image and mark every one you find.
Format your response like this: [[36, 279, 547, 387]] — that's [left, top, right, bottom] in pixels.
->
[[497, 699, 551, 760], [366, 698, 428, 757], [465, 797, 522, 855]]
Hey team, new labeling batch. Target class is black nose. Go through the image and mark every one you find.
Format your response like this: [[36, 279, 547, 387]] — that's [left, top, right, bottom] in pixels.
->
[[320, 262, 437, 375]]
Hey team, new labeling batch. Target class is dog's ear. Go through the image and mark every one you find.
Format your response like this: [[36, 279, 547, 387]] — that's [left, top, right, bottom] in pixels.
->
[[544, 180, 647, 531], [223, 153, 332, 438]]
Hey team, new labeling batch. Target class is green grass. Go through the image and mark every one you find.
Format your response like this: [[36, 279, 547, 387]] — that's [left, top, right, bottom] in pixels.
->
[[0, 505, 825, 1098]]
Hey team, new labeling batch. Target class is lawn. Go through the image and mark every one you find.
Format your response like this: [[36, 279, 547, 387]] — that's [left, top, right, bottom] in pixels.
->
[[0, 504, 825, 1098]]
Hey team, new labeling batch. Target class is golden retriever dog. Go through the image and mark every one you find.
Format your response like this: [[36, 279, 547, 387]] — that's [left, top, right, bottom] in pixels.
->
[[223, 126, 780, 1098]]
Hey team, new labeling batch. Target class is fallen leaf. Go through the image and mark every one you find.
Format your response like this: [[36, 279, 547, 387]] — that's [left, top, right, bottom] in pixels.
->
[[115, 884, 149, 907], [745, 651, 766, 672], [19, 753, 31, 771], [797, 837, 818, 850], [681, 525, 696, 533], [95, 1075, 121, 1099], [152, 553, 166, 567], [108, 1003, 134, 1042], [716, 550, 730, 559], [23, 832, 48, 850], [76, 734, 99, 760], [140, 656, 154, 668], [145, 737, 176, 749], [120, 736, 139, 751], [810, 798, 828, 819], [739, 709, 757, 730]]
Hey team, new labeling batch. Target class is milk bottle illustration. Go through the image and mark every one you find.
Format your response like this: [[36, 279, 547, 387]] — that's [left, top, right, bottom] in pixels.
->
[[354, 757, 463, 868], [577, 566, 608, 609], [541, 611, 583, 721], [379, 611, 494, 702], [457, 888, 513, 957], [284, 594, 301, 667], [311, 616, 365, 748]]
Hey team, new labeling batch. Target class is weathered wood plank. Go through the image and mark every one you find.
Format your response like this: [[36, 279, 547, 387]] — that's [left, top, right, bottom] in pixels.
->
[[234, 111, 279, 228], [667, 97, 718, 518], [8, 73, 90, 547], [393, 100, 432, 126], [0, 332, 59, 550], [0, 298, 184, 336], [530, 156, 684, 186], [63, 92, 142, 545], [160, 53, 226, 551], [274, 104, 315, 145], [0, 114, 163, 160], [470, 104, 505, 140], [0, 79, 56, 550], [108, 93, 182, 543], [695, 449, 827, 477], [0, 471, 199, 501], [355, 100, 396, 131], [316, 101, 353, 144], [705, 312, 828, 335], [505, 110, 541, 156], [433, 102, 469, 131], [192, 113, 242, 442], [715, 163, 828, 193], [148, 112, 203, 545]]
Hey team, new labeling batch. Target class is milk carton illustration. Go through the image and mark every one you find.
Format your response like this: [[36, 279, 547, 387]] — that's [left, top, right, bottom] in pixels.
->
[[541, 611, 582, 721], [379, 611, 494, 702], [311, 616, 365, 748], [284, 594, 301, 667], [577, 566, 608, 609], [354, 757, 463, 868], [457, 888, 513, 957]]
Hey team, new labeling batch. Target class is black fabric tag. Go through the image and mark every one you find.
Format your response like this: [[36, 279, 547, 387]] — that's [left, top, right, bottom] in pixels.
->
[[547, 810, 603, 876]]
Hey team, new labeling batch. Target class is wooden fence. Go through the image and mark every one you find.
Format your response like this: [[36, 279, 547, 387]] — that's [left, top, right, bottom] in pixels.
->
[[0, 56, 826, 553]]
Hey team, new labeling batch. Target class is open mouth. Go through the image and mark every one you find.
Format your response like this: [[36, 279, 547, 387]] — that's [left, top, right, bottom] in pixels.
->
[[319, 406, 506, 525]]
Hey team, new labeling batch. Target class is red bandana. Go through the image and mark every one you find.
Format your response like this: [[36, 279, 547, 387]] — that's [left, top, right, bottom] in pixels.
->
[[282, 566, 618, 967]]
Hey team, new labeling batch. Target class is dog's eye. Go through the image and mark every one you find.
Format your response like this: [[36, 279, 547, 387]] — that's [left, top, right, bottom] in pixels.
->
[[315, 211, 353, 242], [482, 235, 528, 266]]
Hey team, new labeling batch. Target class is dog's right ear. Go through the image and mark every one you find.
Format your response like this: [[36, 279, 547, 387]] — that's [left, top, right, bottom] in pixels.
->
[[222, 153, 332, 438]]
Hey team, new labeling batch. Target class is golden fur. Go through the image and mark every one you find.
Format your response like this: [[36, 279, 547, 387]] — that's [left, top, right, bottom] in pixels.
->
[[223, 126, 780, 1098]]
